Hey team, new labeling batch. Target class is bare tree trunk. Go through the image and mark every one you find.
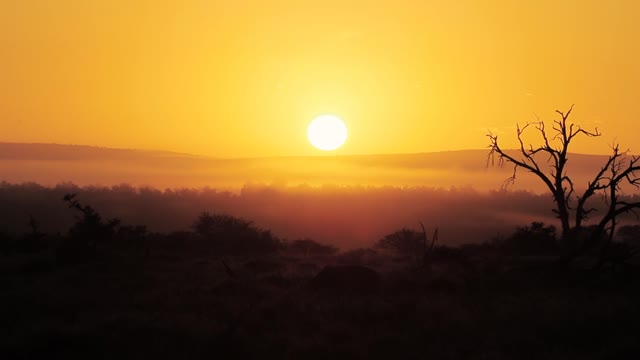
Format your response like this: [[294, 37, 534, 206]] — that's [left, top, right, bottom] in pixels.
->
[[487, 106, 640, 270]]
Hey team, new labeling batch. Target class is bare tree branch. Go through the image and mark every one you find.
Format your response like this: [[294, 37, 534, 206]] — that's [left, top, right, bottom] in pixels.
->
[[487, 105, 640, 257]]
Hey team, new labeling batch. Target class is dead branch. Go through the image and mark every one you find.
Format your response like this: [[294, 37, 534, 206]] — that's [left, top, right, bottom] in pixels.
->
[[487, 105, 639, 259]]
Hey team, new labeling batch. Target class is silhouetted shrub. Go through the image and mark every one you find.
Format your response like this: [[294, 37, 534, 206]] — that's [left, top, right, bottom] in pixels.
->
[[0, 216, 51, 255], [64, 194, 120, 244], [498, 222, 558, 255], [16, 215, 48, 253], [192, 212, 280, 255], [57, 194, 120, 263], [375, 228, 423, 256]]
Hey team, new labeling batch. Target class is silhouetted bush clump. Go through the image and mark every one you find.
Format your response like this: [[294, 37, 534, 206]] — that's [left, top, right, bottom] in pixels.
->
[[64, 194, 120, 243], [57, 194, 121, 263], [497, 222, 558, 255], [375, 228, 423, 256], [192, 212, 280, 255]]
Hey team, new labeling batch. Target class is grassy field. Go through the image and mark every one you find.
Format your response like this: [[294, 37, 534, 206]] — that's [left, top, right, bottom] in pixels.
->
[[2, 244, 640, 360]]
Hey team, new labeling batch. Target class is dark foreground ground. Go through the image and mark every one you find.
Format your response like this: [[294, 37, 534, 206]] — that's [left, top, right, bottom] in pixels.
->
[[2, 247, 640, 360]]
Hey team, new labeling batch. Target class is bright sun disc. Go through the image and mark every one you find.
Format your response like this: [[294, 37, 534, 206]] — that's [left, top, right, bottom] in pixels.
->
[[307, 115, 348, 151]]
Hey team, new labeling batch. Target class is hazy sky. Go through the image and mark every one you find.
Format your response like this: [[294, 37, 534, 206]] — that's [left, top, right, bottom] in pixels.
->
[[1, 0, 638, 157]]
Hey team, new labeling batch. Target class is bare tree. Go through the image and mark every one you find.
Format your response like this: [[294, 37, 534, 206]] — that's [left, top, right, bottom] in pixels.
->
[[487, 105, 640, 259]]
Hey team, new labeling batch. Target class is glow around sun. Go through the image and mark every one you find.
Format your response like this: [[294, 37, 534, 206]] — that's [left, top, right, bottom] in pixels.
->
[[307, 115, 348, 151]]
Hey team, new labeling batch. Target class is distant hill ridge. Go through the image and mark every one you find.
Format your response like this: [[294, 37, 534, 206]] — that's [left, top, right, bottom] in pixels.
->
[[0, 142, 614, 167], [0, 142, 630, 190], [0, 142, 197, 161]]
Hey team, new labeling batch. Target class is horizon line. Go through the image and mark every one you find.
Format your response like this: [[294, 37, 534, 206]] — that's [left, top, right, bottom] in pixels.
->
[[0, 140, 625, 159]]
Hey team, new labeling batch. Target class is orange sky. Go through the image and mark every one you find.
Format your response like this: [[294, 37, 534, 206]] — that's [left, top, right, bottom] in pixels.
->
[[1, 0, 638, 157]]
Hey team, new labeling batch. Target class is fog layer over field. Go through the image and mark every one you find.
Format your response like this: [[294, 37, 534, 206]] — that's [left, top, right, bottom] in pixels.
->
[[2, 182, 639, 248], [2, 143, 640, 247]]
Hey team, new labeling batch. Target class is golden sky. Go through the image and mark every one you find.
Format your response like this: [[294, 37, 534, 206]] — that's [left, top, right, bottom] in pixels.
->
[[1, 0, 638, 157]]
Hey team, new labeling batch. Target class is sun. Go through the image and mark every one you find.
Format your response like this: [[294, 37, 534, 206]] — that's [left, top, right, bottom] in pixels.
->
[[307, 115, 348, 151]]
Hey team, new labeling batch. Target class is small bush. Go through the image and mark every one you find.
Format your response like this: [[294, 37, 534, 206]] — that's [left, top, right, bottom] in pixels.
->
[[497, 222, 558, 255], [375, 228, 423, 256], [192, 212, 281, 255], [64, 194, 120, 245]]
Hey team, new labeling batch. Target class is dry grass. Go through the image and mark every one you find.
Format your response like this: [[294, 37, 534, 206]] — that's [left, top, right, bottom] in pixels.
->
[[2, 247, 640, 359]]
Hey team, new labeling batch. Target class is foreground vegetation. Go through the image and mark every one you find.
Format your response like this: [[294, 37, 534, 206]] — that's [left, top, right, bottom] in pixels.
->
[[1, 195, 640, 359]]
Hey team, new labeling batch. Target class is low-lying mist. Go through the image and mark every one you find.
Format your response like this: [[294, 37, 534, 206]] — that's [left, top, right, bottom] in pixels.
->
[[2, 182, 638, 248]]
